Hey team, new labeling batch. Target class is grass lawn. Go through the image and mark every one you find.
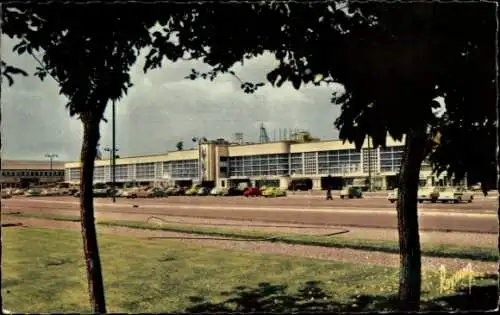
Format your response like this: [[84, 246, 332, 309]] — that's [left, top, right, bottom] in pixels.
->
[[2, 227, 496, 313], [3, 212, 498, 262]]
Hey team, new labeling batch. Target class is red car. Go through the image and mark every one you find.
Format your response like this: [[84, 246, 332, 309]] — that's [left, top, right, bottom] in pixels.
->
[[244, 187, 261, 197]]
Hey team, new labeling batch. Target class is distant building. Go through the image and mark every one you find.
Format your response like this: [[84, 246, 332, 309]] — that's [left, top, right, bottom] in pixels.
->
[[1, 160, 66, 188], [64, 133, 450, 190]]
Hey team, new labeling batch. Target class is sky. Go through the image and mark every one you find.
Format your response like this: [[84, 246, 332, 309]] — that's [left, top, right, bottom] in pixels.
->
[[1, 36, 344, 162]]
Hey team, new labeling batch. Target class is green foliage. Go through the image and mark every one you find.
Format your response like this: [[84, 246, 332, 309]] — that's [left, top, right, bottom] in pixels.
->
[[144, 2, 496, 188], [176, 141, 183, 151]]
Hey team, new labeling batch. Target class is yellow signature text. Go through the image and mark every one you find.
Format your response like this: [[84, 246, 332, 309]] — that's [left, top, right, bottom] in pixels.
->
[[439, 263, 478, 294]]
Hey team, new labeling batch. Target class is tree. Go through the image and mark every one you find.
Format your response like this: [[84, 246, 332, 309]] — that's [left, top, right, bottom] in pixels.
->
[[1, 4, 172, 312], [176, 141, 184, 151], [145, 2, 496, 310]]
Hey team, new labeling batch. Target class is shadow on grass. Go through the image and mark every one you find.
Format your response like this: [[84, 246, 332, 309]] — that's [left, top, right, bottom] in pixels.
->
[[185, 278, 497, 312], [0, 223, 24, 228]]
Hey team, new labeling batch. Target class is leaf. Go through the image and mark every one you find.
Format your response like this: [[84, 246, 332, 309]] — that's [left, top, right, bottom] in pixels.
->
[[5, 66, 28, 76], [266, 69, 280, 85], [291, 75, 301, 90], [3, 73, 14, 86], [276, 75, 287, 87]]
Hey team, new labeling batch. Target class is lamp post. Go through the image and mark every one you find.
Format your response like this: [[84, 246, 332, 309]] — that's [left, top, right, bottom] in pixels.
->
[[45, 153, 58, 171], [44, 153, 58, 185], [367, 136, 373, 192], [103, 145, 119, 202], [192, 137, 207, 184]]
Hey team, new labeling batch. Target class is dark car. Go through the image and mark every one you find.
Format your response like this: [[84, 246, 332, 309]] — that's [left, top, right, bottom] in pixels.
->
[[174, 187, 186, 196], [225, 187, 244, 196], [288, 182, 309, 191], [74, 188, 108, 198]]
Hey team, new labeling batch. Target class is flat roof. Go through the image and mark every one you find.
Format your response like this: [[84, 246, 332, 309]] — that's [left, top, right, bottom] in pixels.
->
[[64, 135, 405, 168], [1, 159, 67, 170]]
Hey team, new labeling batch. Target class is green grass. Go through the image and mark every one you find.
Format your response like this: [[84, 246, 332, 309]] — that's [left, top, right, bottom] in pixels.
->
[[3, 212, 497, 262], [2, 228, 495, 313]]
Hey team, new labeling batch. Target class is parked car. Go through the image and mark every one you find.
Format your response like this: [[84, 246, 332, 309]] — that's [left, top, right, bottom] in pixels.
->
[[417, 187, 440, 203], [164, 187, 176, 196], [340, 186, 363, 199], [93, 188, 109, 198], [197, 187, 211, 196], [243, 187, 261, 197], [1, 190, 12, 199], [288, 181, 310, 191], [120, 188, 135, 199], [388, 188, 398, 203], [437, 187, 473, 203], [150, 187, 167, 198], [40, 189, 58, 196], [185, 185, 201, 196], [210, 187, 227, 196], [12, 188, 25, 195], [24, 188, 42, 197], [262, 187, 287, 198], [225, 187, 244, 196], [174, 187, 187, 196], [113, 189, 125, 197]]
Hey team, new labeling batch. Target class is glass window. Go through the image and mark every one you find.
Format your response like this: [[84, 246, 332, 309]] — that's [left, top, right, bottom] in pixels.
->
[[136, 162, 155, 180], [69, 168, 81, 181]]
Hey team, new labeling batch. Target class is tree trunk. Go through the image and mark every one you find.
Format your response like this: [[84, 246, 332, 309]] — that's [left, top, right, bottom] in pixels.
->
[[396, 127, 427, 310], [80, 113, 107, 313], [497, 112, 500, 309], [497, 184, 499, 309]]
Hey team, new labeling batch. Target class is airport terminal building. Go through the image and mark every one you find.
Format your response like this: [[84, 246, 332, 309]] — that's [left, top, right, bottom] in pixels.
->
[[64, 133, 447, 190]]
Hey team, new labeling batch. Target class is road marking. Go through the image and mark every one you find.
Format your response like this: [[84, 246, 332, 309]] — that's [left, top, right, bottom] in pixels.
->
[[8, 199, 496, 218]]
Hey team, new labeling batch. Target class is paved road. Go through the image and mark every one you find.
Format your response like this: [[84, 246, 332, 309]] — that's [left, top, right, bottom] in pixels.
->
[[8, 195, 497, 210], [2, 197, 497, 233]]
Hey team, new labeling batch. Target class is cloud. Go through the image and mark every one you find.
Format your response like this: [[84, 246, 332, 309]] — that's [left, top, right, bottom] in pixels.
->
[[1, 36, 342, 162]]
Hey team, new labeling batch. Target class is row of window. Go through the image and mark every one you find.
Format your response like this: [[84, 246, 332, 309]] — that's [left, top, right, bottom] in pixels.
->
[[379, 146, 404, 173], [2, 170, 64, 177], [164, 160, 199, 178], [68, 159, 200, 182], [67, 147, 410, 181]]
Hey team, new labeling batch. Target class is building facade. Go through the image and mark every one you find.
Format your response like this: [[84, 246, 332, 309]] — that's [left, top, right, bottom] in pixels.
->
[[64, 135, 450, 190], [1, 160, 66, 188]]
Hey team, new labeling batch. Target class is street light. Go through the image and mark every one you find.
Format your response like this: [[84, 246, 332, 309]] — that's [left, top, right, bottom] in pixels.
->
[[44, 153, 58, 185], [103, 145, 119, 202], [367, 135, 373, 192], [45, 153, 58, 171], [192, 137, 207, 184]]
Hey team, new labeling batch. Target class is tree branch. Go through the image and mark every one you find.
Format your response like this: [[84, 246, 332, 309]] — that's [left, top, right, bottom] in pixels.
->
[[29, 50, 62, 85]]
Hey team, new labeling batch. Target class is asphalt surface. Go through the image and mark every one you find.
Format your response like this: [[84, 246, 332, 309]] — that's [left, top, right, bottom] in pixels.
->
[[1, 196, 497, 234]]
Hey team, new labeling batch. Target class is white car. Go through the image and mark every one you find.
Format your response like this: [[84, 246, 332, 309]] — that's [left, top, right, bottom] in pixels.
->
[[388, 188, 398, 203], [417, 187, 440, 203], [12, 188, 25, 195], [1, 190, 12, 199], [210, 187, 224, 196], [437, 187, 473, 203]]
